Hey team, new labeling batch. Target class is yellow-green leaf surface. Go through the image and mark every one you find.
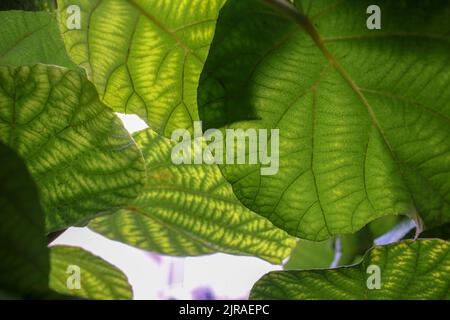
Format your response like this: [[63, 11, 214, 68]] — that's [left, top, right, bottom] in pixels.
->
[[0, 65, 146, 232], [58, 0, 225, 136], [0, 143, 49, 298], [49, 246, 132, 300], [90, 129, 296, 264], [251, 239, 450, 300], [198, 0, 450, 240], [0, 11, 80, 70]]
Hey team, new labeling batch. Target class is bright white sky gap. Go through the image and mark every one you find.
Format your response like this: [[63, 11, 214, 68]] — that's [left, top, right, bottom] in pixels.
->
[[52, 113, 281, 300]]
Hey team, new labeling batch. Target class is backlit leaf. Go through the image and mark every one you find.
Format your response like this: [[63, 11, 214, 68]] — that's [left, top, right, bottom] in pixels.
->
[[57, 0, 226, 135], [90, 129, 296, 264], [251, 239, 450, 299], [198, 0, 450, 240], [0, 64, 146, 232], [49, 246, 132, 300]]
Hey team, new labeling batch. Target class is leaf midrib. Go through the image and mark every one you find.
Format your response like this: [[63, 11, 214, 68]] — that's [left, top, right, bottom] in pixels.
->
[[266, 0, 422, 222], [302, 13, 432, 226], [322, 32, 450, 44], [297, 13, 396, 155]]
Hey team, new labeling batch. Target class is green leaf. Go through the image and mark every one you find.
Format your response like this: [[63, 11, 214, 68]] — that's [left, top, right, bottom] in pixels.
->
[[0, 0, 55, 11], [0, 143, 82, 299], [57, 0, 226, 136], [90, 129, 296, 264], [284, 239, 334, 270], [0, 143, 49, 298], [0, 65, 146, 232], [49, 246, 132, 300], [198, 0, 450, 240], [0, 11, 80, 70], [251, 239, 450, 300]]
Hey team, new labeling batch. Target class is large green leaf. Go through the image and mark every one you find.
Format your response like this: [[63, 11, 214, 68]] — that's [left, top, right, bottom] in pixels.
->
[[0, 65, 146, 232], [198, 0, 450, 240], [49, 246, 132, 300], [0, 143, 49, 298], [0, 11, 80, 70], [251, 239, 450, 299], [57, 0, 225, 136], [90, 129, 295, 264]]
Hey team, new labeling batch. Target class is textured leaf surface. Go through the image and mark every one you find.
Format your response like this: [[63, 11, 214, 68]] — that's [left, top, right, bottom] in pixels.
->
[[49, 246, 132, 300], [0, 11, 79, 70], [58, 0, 225, 135], [198, 0, 450, 240], [251, 239, 450, 299], [0, 65, 146, 232], [0, 143, 49, 298], [90, 129, 295, 264]]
